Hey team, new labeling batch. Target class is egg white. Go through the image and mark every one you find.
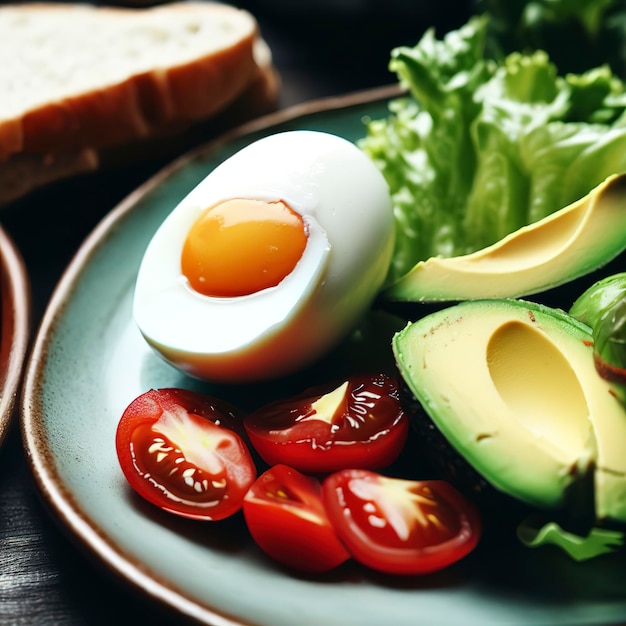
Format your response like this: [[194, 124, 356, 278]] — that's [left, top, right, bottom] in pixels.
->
[[133, 130, 394, 382]]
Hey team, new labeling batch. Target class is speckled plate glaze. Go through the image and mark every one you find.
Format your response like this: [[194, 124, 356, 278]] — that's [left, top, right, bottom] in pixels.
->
[[20, 87, 626, 626], [0, 225, 30, 451]]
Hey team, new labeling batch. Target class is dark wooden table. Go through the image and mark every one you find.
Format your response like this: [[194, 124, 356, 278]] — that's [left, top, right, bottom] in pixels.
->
[[0, 3, 471, 624]]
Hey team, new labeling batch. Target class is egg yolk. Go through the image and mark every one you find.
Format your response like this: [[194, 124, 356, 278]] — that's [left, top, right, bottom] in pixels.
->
[[181, 198, 308, 297]]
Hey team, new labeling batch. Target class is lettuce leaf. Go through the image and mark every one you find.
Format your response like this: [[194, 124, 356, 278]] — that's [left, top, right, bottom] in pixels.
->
[[477, 0, 626, 77], [359, 16, 626, 283]]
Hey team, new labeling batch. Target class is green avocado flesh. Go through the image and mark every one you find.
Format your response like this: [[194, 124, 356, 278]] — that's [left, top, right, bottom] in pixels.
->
[[384, 173, 626, 303], [392, 299, 626, 526]]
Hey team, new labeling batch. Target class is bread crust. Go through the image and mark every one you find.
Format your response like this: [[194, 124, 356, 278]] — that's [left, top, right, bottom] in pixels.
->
[[0, 57, 280, 207], [0, 149, 99, 206], [0, 2, 260, 161]]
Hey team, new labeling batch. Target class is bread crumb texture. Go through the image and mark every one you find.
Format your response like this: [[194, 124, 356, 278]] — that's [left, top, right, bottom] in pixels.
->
[[0, 2, 260, 160]]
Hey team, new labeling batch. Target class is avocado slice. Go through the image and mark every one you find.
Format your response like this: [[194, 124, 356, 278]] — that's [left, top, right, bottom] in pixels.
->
[[384, 173, 626, 302], [392, 299, 626, 527]]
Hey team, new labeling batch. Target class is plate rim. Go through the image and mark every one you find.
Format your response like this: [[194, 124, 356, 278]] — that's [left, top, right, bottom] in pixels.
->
[[18, 84, 402, 626], [0, 224, 30, 450]]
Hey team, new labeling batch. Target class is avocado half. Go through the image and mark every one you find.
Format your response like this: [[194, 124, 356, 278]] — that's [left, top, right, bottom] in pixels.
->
[[570, 273, 626, 406], [392, 298, 626, 529], [384, 173, 626, 302]]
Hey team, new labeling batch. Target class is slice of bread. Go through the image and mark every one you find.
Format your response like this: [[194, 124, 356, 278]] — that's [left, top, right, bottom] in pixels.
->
[[0, 1, 275, 177], [0, 57, 280, 206]]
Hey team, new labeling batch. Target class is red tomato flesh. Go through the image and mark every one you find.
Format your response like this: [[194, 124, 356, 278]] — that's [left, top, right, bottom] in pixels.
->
[[243, 464, 350, 573], [116, 388, 256, 521], [243, 374, 408, 474], [322, 469, 481, 575]]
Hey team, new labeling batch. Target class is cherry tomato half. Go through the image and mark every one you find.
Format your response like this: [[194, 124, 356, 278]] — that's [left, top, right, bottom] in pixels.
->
[[322, 469, 481, 575], [115, 388, 256, 521], [243, 374, 408, 474], [243, 464, 350, 573]]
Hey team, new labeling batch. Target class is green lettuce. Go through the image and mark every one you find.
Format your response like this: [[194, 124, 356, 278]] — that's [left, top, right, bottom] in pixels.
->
[[360, 16, 626, 284], [476, 0, 626, 77]]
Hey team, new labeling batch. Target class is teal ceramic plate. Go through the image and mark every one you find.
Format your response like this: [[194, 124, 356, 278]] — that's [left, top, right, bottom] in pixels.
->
[[20, 87, 626, 625], [0, 225, 30, 450]]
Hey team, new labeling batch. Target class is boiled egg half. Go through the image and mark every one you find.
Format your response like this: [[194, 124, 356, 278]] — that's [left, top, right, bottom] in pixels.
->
[[133, 130, 394, 382]]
